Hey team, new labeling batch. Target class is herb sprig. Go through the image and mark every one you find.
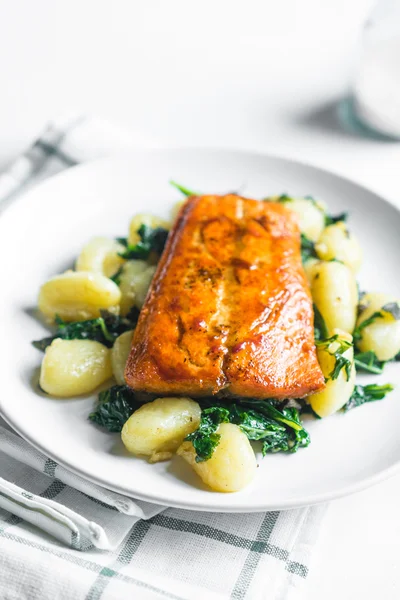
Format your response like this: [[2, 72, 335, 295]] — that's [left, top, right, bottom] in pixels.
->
[[170, 181, 199, 197]]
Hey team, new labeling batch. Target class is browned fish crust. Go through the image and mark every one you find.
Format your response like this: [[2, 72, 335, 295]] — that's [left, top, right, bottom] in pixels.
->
[[125, 195, 325, 399]]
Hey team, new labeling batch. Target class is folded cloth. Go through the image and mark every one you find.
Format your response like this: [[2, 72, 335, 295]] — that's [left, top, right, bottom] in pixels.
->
[[0, 116, 327, 600], [0, 419, 163, 550]]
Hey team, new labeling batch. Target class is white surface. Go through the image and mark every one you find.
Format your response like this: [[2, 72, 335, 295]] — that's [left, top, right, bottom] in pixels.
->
[[1, 0, 400, 598], [2, 149, 400, 513]]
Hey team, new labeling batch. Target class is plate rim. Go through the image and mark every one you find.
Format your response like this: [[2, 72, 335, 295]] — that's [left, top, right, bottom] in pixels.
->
[[1, 146, 400, 512]]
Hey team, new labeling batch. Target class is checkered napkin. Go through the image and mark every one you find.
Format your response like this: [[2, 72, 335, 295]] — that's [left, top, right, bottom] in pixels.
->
[[0, 116, 327, 600]]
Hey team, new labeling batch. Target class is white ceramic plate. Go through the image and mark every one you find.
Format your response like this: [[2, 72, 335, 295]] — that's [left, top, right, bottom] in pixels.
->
[[1, 148, 400, 512]]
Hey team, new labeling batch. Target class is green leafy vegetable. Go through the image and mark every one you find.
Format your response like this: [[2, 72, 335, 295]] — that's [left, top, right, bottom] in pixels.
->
[[313, 303, 328, 341], [32, 310, 137, 351], [276, 194, 293, 203], [382, 302, 400, 320], [110, 265, 124, 285], [89, 385, 141, 432], [187, 400, 310, 461], [185, 406, 230, 462], [301, 233, 318, 263], [317, 335, 352, 381], [300, 403, 322, 419], [170, 180, 199, 197], [353, 311, 383, 342], [325, 212, 348, 226], [118, 224, 169, 260], [330, 353, 352, 381], [344, 383, 394, 412], [354, 350, 385, 374], [228, 405, 285, 441], [261, 407, 310, 454]]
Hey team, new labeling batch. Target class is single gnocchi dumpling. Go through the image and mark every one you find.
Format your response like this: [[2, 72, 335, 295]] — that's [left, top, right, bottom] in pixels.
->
[[76, 237, 125, 278], [310, 329, 356, 417], [40, 339, 113, 397], [121, 397, 201, 463], [128, 213, 171, 246], [267, 196, 326, 242], [177, 423, 257, 493], [356, 292, 400, 361], [315, 222, 362, 273], [119, 260, 156, 315], [38, 271, 121, 322], [111, 330, 134, 385], [308, 260, 358, 335]]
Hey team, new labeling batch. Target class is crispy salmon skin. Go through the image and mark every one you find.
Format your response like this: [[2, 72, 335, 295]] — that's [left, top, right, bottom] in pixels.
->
[[125, 195, 325, 399]]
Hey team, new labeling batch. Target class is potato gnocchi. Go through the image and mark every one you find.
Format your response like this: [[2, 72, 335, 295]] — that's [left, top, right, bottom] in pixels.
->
[[111, 330, 135, 385], [315, 222, 362, 273], [38, 271, 121, 322], [177, 423, 257, 493], [32, 189, 396, 493], [40, 339, 112, 397], [310, 330, 356, 417], [119, 260, 156, 316], [122, 397, 201, 463], [356, 293, 400, 361], [76, 237, 125, 278], [307, 260, 358, 335]]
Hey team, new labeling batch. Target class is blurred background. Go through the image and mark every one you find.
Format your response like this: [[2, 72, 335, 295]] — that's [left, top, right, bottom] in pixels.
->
[[2, 0, 398, 196]]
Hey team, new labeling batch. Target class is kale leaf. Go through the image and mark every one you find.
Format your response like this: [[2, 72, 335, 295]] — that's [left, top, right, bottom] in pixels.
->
[[261, 406, 310, 455], [276, 194, 293, 203], [300, 233, 318, 263], [329, 353, 352, 380], [228, 405, 286, 441], [325, 212, 348, 226], [110, 265, 124, 285], [344, 383, 394, 412], [187, 400, 310, 461], [118, 224, 169, 260], [353, 350, 386, 374], [88, 385, 141, 432], [185, 406, 230, 462], [32, 310, 137, 351], [313, 303, 329, 341], [170, 180, 199, 197]]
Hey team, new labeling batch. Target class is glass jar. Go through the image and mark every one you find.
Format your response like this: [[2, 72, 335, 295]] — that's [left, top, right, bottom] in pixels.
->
[[352, 0, 400, 139]]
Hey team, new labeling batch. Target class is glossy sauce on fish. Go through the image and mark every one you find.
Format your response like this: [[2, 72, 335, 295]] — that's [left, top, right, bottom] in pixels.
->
[[125, 195, 325, 399]]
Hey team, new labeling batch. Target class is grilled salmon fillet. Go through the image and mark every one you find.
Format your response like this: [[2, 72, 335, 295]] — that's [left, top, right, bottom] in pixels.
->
[[125, 195, 325, 399]]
